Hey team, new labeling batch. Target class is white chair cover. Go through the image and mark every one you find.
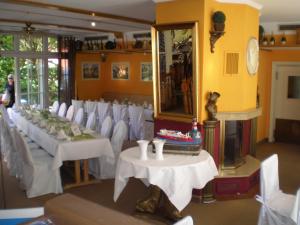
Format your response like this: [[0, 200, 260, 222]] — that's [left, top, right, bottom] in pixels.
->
[[86, 112, 96, 130], [173, 216, 194, 225], [57, 102, 67, 117], [96, 102, 112, 132], [291, 188, 300, 225], [112, 104, 128, 125], [65, 105, 74, 121], [256, 154, 296, 225], [72, 99, 84, 116], [7, 108, 14, 120], [84, 100, 97, 116], [13, 128, 62, 198], [100, 116, 112, 138], [49, 101, 59, 114], [144, 109, 154, 140], [128, 105, 145, 140], [90, 120, 127, 179], [74, 108, 84, 126]]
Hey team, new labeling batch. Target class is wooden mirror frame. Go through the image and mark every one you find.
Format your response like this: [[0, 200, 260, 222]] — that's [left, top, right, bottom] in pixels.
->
[[151, 22, 199, 122]]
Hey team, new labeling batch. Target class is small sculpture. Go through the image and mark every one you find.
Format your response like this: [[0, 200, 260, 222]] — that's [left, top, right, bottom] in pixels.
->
[[205, 91, 220, 121]]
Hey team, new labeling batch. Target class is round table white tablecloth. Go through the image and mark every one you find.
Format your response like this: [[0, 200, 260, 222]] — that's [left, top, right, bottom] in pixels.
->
[[113, 147, 218, 211]]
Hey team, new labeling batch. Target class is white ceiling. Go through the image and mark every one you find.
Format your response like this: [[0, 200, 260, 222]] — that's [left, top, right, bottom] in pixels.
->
[[0, 0, 300, 36]]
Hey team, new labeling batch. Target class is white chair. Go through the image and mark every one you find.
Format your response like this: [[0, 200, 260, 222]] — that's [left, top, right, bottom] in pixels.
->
[[71, 99, 84, 116], [291, 188, 300, 225], [84, 100, 97, 116], [100, 116, 112, 138], [65, 105, 74, 121], [90, 120, 128, 179], [128, 105, 145, 140], [74, 108, 84, 126], [173, 216, 194, 225], [86, 112, 96, 130], [57, 102, 67, 117], [49, 101, 59, 114], [97, 102, 112, 132], [112, 103, 128, 125], [13, 128, 62, 198], [256, 154, 296, 225]]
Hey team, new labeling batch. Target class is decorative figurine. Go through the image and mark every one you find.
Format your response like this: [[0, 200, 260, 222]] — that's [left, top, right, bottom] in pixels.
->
[[205, 91, 220, 121]]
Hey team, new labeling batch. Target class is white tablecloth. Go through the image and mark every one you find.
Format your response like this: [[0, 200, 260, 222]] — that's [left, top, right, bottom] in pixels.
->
[[114, 147, 219, 211], [12, 111, 114, 169]]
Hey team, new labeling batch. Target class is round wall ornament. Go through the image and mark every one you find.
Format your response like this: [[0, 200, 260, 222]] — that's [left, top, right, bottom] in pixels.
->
[[246, 37, 259, 75]]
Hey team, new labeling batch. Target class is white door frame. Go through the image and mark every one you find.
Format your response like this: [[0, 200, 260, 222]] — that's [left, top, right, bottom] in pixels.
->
[[269, 62, 300, 142]]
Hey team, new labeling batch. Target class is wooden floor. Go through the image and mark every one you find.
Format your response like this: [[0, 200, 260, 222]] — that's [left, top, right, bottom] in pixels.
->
[[0, 142, 299, 225]]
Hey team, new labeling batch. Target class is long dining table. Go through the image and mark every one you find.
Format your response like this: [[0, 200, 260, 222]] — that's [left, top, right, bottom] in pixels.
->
[[11, 109, 115, 189]]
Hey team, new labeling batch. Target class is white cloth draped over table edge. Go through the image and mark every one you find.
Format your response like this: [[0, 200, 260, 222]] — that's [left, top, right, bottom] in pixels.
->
[[113, 148, 218, 211]]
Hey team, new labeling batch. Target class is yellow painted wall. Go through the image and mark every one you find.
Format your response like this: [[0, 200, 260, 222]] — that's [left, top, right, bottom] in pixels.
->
[[257, 49, 300, 142], [75, 52, 153, 100], [156, 0, 259, 122]]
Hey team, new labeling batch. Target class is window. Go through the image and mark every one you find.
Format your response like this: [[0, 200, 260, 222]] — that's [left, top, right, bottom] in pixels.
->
[[0, 34, 14, 51], [19, 36, 43, 52]]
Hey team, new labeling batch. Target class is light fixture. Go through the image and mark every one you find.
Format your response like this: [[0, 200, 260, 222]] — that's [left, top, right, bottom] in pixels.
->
[[91, 22, 96, 27]]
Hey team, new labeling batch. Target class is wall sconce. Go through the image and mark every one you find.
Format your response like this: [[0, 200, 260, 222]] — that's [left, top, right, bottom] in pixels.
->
[[210, 11, 226, 53], [100, 53, 107, 62]]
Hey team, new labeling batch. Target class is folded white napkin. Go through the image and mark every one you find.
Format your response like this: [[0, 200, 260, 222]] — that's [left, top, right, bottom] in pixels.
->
[[56, 129, 69, 140], [83, 128, 94, 134]]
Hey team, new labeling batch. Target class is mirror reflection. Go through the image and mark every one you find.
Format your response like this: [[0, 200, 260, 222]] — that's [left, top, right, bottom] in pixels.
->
[[157, 24, 194, 116]]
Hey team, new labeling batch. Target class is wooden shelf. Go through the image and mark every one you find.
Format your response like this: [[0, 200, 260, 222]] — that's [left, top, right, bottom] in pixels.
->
[[260, 44, 300, 51], [78, 49, 152, 54]]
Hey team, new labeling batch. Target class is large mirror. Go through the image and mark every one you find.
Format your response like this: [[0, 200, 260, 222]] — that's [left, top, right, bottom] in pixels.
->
[[152, 23, 198, 120]]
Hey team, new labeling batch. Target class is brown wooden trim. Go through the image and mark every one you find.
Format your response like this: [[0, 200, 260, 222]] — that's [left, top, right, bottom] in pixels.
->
[[0, 18, 122, 36], [279, 24, 300, 30], [3, 0, 154, 25], [153, 22, 195, 31]]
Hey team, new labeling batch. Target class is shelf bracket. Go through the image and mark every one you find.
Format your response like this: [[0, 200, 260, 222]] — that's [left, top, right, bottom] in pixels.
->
[[210, 31, 225, 53]]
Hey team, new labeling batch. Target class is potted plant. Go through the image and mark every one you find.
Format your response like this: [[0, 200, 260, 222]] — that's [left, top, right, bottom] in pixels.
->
[[269, 33, 276, 45], [212, 11, 226, 32], [280, 33, 287, 45]]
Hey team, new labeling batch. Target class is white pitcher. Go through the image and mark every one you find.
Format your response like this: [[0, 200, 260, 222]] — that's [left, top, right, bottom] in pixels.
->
[[137, 140, 149, 160], [153, 139, 166, 160]]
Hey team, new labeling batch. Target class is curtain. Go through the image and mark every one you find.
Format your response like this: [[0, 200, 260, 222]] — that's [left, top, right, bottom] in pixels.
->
[[58, 36, 76, 106]]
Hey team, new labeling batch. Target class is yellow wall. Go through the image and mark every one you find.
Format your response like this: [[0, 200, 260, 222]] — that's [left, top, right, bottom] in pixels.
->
[[257, 49, 300, 142], [75, 52, 153, 100], [156, 0, 259, 122]]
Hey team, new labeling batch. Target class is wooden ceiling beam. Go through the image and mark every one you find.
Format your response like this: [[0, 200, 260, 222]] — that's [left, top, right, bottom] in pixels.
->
[[0, 18, 123, 36], [3, 0, 154, 25], [279, 24, 300, 30]]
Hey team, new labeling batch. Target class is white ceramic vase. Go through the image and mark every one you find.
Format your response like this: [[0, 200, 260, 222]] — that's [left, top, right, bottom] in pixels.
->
[[137, 140, 149, 160], [153, 139, 166, 160]]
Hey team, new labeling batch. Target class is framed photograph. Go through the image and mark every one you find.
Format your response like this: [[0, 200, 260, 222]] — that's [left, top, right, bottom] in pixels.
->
[[141, 62, 152, 81], [82, 62, 100, 80], [112, 62, 130, 80]]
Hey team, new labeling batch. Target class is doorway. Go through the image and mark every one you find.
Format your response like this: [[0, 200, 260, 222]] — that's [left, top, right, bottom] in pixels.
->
[[270, 63, 300, 144]]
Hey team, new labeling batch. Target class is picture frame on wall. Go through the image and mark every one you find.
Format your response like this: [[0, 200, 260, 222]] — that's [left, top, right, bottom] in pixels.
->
[[141, 62, 152, 81], [112, 62, 130, 80], [82, 62, 100, 80]]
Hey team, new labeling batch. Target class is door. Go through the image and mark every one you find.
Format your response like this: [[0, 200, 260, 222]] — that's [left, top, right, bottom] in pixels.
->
[[274, 65, 300, 144]]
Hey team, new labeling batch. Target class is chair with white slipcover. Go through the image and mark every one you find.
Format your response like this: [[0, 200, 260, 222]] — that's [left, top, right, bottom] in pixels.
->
[[89, 120, 128, 179], [86, 112, 96, 130], [65, 105, 74, 121], [57, 102, 67, 118], [128, 105, 145, 140], [173, 216, 194, 225], [49, 101, 59, 114], [291, 188, 300, 225], [256, 154, 296, 225], [74, 108, 84, 126], [84, 100, 97, 116], [71, 99, 84, 116], [112, 104, 128, 125], [13, 128, 62, 198], [100, 116, 112, 138], [96, 102, 112, 132]]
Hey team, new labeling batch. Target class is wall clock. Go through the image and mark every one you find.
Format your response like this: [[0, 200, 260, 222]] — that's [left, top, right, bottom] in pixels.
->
[[246, 37, 259, 75]]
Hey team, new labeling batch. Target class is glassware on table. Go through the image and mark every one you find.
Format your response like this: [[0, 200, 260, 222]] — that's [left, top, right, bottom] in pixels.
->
[[137, 140, 149, 160], [152, 139, 166, 160]]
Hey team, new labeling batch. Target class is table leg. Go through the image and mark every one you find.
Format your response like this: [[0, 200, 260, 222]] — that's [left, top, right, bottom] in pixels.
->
[[83, 159, 89, 182], [162, 192, 183, 221], [75, 160, 81, 184], [136, 185, 161, 213]]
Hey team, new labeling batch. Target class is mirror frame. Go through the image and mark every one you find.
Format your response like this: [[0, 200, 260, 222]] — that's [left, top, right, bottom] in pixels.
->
[[151, 22, 199, 122]]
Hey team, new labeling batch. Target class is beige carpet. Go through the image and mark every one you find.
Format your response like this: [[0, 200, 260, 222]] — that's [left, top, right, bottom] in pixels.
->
[[0, 142, 299, 225]]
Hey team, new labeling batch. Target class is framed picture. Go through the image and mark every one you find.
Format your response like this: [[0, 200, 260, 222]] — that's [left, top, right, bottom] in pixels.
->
[[112, 62, 130, 80], [141, 62, 152, 81], [82, 62, 100, 80]]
